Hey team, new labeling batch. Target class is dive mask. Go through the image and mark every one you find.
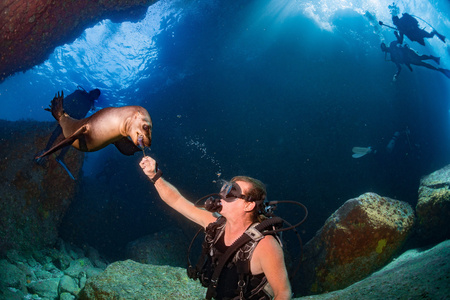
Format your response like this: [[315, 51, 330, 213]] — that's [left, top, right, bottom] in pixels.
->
[[196, 181, 252, 213], [219, 181, 252, 202]]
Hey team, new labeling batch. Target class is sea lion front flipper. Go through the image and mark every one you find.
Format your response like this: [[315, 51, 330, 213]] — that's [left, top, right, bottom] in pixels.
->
[[35, 125, 88, 159], [44, 91, 65, 121], [113, 137, 141, 156]]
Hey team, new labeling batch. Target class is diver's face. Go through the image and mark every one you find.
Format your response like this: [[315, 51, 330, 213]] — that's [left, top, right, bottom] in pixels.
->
[[220, 181, 252, 216]]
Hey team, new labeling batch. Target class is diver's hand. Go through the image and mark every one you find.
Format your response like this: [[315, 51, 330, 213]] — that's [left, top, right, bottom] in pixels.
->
[[140, 156, 157, 178]]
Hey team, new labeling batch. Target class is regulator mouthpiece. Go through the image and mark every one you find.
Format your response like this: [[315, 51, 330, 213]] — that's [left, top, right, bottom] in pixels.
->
[[204, 196, 222, 213]]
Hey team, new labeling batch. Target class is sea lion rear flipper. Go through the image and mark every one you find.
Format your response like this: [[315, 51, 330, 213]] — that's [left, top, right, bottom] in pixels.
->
[[113, 137, 141, 156], [35, 125, 88, 159]]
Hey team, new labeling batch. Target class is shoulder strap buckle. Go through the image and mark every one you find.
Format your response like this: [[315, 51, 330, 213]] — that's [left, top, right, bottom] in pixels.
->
[[245, 226, 264, 242]]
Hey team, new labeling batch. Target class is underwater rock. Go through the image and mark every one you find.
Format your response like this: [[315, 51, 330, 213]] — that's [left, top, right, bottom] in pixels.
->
[[293, 240, 450, 300], [0, 288, 25, 300], [126, 227, 190, 267], [63, 258, 97, 278], [0, 0, 157, 82], [86, 246, 108, 269], [26, 278, 60, 299], [58, 275, 80, 296], [0, 120, 84, 255], [60, 292, 76, 300], [75, 241, 450, 300], [0, 240, 107, 299], [78, 259, 206, 299], [0, 259, 26, 293], [416, 164, 450, 245], [296, 193, 414, 296]]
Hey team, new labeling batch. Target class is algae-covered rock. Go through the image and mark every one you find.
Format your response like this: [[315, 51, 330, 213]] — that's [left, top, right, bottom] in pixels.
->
[[79, 259, 206, 299], [26, 278, 60, 299], [296, 193, 414, 295], [60, 292, 76, 300], [126, 227, 189, 267], [63, 258, 94, 278], [417, 164, 450, 245], [0, 120, 84, 255], [58, 275, 80, 296], [0, 259, 26, 292], [293, 240, 450, 300], [0, 241, 108, 299]]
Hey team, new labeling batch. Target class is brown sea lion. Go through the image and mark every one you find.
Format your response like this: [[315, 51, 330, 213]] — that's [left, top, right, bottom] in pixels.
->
[[36, 91, 152, 159]]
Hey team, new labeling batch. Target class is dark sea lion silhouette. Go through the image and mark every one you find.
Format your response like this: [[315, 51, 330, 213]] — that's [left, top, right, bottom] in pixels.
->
[[36, 91, 152, 159]]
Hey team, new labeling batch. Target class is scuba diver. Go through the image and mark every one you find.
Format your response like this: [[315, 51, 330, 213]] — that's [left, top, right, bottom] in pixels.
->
[[392, 13, 445, 46], [352, 128, 415, 159], [35, 86, 101, 179], [379, 13, 446, 46], [380, 40, 450, 81], [140, 155, 307, 300]]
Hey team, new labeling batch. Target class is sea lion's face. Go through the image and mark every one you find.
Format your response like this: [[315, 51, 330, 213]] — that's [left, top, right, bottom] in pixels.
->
[[130, 109, 152, 148]]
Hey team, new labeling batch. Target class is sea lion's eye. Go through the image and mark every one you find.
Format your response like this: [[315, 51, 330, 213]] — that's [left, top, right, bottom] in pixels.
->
[[143, 124, 149, 131]]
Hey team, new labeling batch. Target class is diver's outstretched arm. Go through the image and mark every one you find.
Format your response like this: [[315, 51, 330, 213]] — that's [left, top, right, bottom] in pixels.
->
[[139, 156, 217, 229]]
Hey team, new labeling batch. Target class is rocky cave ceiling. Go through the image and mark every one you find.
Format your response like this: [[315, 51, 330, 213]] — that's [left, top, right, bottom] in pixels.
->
[[0, 0, 158, 82]]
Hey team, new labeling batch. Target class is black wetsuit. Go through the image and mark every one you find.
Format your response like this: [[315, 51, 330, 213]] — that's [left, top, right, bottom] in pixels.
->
[[213, 233, 268, 300], [199, 218, 272, 300], [393, 13, 438, 46]]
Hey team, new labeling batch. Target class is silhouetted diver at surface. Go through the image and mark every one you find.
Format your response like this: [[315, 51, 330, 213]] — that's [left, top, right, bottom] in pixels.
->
[[380, 41, 450, 81], [379, 13, 446, 46], [393, 13, 446, 46]]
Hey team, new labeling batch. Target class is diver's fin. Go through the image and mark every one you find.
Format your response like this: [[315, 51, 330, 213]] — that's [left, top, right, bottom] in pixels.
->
[[352, 147, 373, 158], [439, 68, 450, 79], [113, 137, 141, 156], [56, 157, 75, 180], [34, 150, 47, 165], [431, 56, 440, 65], [434, 30, 446, 43], [35, 125, 88, 159]]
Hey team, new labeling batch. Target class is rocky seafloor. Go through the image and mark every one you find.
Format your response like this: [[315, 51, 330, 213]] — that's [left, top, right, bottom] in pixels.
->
[[0, 240, 107, 300], [296, 239, 449, 300], [1, 239, 448, 299]]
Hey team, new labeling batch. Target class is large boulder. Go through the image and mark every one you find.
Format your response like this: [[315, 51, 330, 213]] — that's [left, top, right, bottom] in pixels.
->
[[416, 164, 450, 245], [0, 259, 26, 293], [126, 227, 190, 267], [0, 120, 84, 255], [78, 259, 206, 299], [296, 193, 415, 295], [0, 0, 158, 82], [293, 239, 450, 300]]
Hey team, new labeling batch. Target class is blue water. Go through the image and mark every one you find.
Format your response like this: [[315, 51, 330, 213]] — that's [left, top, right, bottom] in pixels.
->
[[1, 0, 450, 259]]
